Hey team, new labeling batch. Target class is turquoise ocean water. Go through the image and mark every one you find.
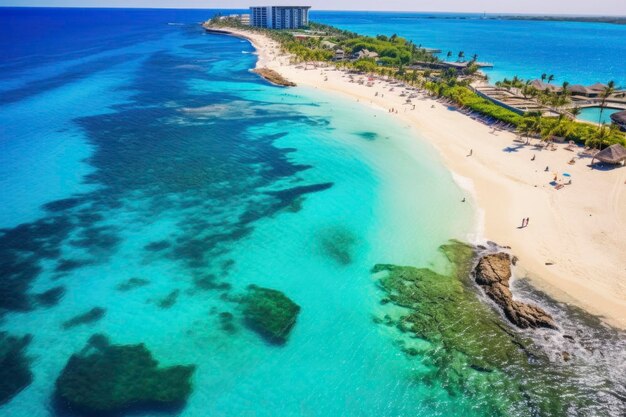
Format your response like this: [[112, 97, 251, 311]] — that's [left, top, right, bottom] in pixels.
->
[[1, 8, 625, 417]]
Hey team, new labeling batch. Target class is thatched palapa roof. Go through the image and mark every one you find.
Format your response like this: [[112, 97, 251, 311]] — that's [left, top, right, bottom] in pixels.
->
[[588, 82, 608, 92], [593, 143, 626, 164], [568, 84, 590, 95], [611, 110, 626, 125], [530, 80, 560, 92]]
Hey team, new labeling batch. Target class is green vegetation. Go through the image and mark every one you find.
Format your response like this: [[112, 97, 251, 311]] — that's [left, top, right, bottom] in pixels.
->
[[55, 334, 195, 416], [207, 16, 438, 69], [427, 82, 625, 148], [240, 285, 300, 344], [373, 241, 595, 416], [0, 332, 33, 406]]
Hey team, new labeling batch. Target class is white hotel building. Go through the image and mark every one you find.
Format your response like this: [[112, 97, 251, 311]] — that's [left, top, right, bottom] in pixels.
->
[[250, 6, 311, 29]]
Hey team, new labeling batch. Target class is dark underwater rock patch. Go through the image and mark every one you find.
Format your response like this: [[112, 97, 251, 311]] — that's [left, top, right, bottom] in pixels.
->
[[0, 332, 33, 406], [240, 285, 300, 344], [43, 197, 84, 212], [219, 311, 236, 334], [55, 334, 195, 416], [357, 131, 378, 141], [157, 290, 180, 309], [267, 183, 333, 211], [62, 307, 106, 329], [55, 258, 92, 273], [143, 240, 171, 252], [34, 286, 66, 307], [194, 275, 231, 292], [116, 277, 150, 292], [69, 226, 120, 252], [318, 226, 357, 266], [0, 215, 73, 315]]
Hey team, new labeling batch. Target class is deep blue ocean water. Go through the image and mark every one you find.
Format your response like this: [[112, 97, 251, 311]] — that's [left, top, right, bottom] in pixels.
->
[[1, 8, 625, 417]]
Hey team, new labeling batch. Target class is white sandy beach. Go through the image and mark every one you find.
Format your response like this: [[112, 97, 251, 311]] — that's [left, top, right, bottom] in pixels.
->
[[212, 27, 626, 329]]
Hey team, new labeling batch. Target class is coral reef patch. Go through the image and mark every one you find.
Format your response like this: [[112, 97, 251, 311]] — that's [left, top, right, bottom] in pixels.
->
[[240, 285, 300, 344], [55, 334, 195, 416], [372, 241, 612, 416]]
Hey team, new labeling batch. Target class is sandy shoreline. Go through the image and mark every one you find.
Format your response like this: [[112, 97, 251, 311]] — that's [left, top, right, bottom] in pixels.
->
[[207, 26, 626, 329]]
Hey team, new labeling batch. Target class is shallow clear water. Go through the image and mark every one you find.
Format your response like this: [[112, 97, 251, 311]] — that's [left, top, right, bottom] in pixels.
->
[[0, 8, 475, 417], [576, 106, 620, 124], [311, 11, 626, 86], [1, 8, 625, 417]]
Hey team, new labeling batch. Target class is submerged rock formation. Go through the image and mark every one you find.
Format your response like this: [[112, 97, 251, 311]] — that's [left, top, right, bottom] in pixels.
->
[[55, 335, 195, 416], [62, 307, 106, 329], [0, 332, 33, 406], [252, 68, 296, 87], [241, 285, 300, 344], [474, 252, 557, 330]]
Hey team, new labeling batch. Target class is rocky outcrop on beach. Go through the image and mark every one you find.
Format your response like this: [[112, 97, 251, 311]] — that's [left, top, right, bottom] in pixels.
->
[[474, 252, 558, 330], [252, 68, 296, 87]]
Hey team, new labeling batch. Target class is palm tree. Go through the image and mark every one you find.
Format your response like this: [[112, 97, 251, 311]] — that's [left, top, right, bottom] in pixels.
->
[[517, 111, 542, 144], [570, 106, 582, 120], [547, 74, 555, 84], [588, 123, 619, 151], [457, 51, 465, 62], [446, 51, 452, 60], [598, 80, 616, 124], [541, 73, 547, 83], [542, 115, 573, 143]]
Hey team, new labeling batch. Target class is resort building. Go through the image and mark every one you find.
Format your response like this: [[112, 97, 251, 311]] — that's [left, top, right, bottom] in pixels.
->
[[218, 13, 250, 25], [250, 6, 311, 29], [352, 48, 379, 60]]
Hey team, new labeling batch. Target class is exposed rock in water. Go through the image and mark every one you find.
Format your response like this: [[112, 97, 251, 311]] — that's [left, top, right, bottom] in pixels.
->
[[0, 332, 33, 406], [62, 307, 106, 329], [474, 252, 557, 330], [252, 67, 296, 87], [240, 285, 300, 344], [55, 334, 195, 416]]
